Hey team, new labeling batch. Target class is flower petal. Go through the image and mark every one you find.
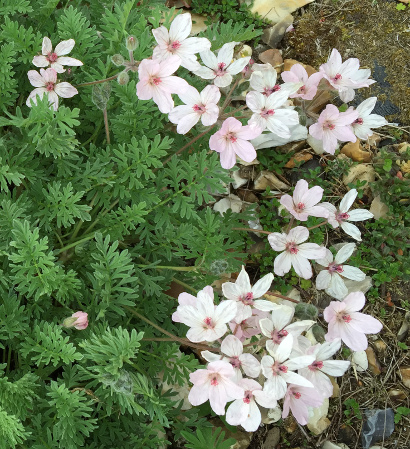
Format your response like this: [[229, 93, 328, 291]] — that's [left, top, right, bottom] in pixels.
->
[[55, 39, 75, 56]]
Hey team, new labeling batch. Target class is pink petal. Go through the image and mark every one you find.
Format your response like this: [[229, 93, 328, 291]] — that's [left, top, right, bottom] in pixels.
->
[[54, 82, 78, 98], [232, 138, 257, 163], [201, 84, 220, 105], [188, 384, 209, 406], [349, 312, 382, 334], [158, 55, 182, 77], [177, 113, 200, 134], [152, 90, 174, 113], [28, 70, 45, 87], [41, 68, 57, 84], [56, 56, 83, 67], [32, 55, 49, 68]]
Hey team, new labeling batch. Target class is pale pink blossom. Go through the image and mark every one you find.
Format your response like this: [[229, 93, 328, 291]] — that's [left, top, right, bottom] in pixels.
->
[[136, 56, 188, 113], [152, 13, 211, 71], [229, 309, 269, 342], [281, 64, 323, 100], [172, 286, 213, 323], [320, 189, 374, 241], [319, 48, 376, 102], [226, 379, 277, 431], [268, 226, 327, 279], [350, 97, 388, 140], [261, 334, 315, 399], [280, 179, 329, 221], [246, 90, 300, 139], [309, 104, 358, 154], [63, 311, 88, 330], [298, 339, 350, 398], [32, 37, 83, 73], [316, 244, 365, 300], [26, 68, 78, 110], [209, 117, 262, 169], [324, 292, 383, 351], [282, 384, 324, 425], [222, 266, 275, 323], [243, 61, 271, 79], [174, 289, 237, 342], [194, 42, 250, 88], [188, 360, 244, 415], [259, 305, 315, 354], [169, 85, 220, 134], [250, 64, 297, 97], [201, 335, 261, 381]]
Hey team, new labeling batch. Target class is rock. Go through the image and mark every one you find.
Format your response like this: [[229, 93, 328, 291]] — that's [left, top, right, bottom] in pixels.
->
[[365, 347, 381, 375], [373, 340, 387, 355], [397, 311, 410, 341], [343, 165, 376, 191], [190, 14, 208, 35], [259, 49, 283, 72], [284, 415, 298, 433], [388, 389, 407, 402], [262, 405, 282, 424], [239, 165, 258, 181], [214, 195, 243, 215], [337, 424, 355, 447], [253, 170, 290, 191], [370, 195, 389, 220], [250, 0, 315, 24], [341, 139, 372, 163], [322, 442, 351, 449], [264, 427, 280, 448], [344, 276, 373, 295], [351, 350, 368, 372], [398, 366, 410, 389], [307, 398, 330, 435], [283, 59, 316, 77], [284, 151, 313, 168], [262, 14, 294, 48], [236, 189, 258, 203], [231, 170, 248, 189]]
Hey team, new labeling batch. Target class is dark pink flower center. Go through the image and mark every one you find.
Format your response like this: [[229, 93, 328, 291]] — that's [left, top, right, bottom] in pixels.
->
[[203, 317, 214, 329], [229, 356, 242, 369], [333, 73, 342, 82], [295, 202, 305, 213], [297, 85, 306, 94], [215, 62, 227, 76], [243, 390, 253, 404], [278, 364, 288, 373], [210, 376, 219, 386], [354, 118, 364, 125], [193, 104, 206, 114], [150, 76, 162, 86], [271, 329, 288, 345], [261, 108, 275, 118], [337, 311, 352, 323], [324, 121, 336, 130], [286, 242, 299, 254], [262, 85, 281, 96], [336, 211, 350, 222], [329, 263, 344, 274], [169, 40, 181, 51], [47, 52, 58, 63], [45, 82, 55, 92], [308, 360, 324, 371], [293, 391, 301, 399], [240, 292, 254, 306], [226, 132, 237, 143]]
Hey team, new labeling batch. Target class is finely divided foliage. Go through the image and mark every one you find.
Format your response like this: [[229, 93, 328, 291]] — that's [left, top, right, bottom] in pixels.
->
[[0, 2, 384, 447]]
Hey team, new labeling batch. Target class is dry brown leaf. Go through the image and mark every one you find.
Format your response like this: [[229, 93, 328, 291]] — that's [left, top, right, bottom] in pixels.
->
[[284, 151, 313, 168], [341, 139, 372, 162]]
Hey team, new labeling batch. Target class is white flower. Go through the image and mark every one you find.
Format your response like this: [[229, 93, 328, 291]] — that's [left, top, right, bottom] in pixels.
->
[[32, 37, 83, 73], [268, 226, 327, 279], [221, 266, 275, 323], [251, 124, 307, 150], [152, 13, 211, 71], [246, 90, 300, 139], [316, 243, 366, 300], [351, 97, 388, 140], [194, 42, 250, 88], [250, 64, 297, 96], [321, 189, 374, 241], [201, 335, 261, 381], [261, 334, 315, 400]]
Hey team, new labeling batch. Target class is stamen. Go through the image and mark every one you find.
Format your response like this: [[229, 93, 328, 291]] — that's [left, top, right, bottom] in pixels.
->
[[295, 202, 305, 212], [293, 392, 301, 399], [203, 317, 213, 328], [354, 118, 364, 125], [45, 82, 55, 92], [170, 41, 181, 50], [240, 292, 254, 305], [308, 360, 324, 371], [336, 212, 350, 222], [210, 376, 218, 386], [47, 52, 58, 63], [286, 242, 299, 254], [278, 365, 288, 373], [333, 73, 342, 81]]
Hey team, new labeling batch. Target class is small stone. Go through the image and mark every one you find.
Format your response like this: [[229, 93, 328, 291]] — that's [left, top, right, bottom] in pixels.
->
[[351, 350, 368, 372], [365, 347, 381, 375], [397, 311, 410, 342], [322, 442, 351, 449], [388, 389, 407, 402], [231, 170, 248, 189], [307, 398, 330, 435], [236, 189, 259, 203], [250, 0, 315, 24], [370, 195, 389, 220], [398, 366, 410, 389], [262, 405, 282, 424], [341, 139, 372, 163], [343, 165, 376, 191], [259, 49, 283, 72], [239, 165, 258, 180], [190, 14, 208, 35], [264, 427, 280, 448], [373, 340, 387, 355], [213, 195, 243, 215], [253, 170, 290, 191], [344, 276, 373, 295], [262, 14, 294, 48], [284, 415, 298, 433]]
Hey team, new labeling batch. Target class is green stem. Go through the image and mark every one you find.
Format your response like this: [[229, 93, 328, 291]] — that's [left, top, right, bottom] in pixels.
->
[[75, 74, 118, 87], [232, 227, 271, 235], [171, 276, 197, 293], [103, 108, 111, 144], [307, 220, 328, 231], [136, 264, 199, 272], [56, 233, 96, 254]]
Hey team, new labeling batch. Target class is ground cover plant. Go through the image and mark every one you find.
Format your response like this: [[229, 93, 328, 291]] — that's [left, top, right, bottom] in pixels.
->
[[0, 0, 409, 448]]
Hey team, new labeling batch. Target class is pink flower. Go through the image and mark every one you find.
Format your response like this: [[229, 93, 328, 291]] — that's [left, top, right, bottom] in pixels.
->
[[250, 64, 296, 97], [174, 289, 237, 342], [172, 286, 214, 323], [194, 42, 250, 88], [229, 309, 269, 342], [136, 56, 188, 113], [188, 360, 244, 415], [201, 335, 261, 381], [268, 226, 327, 279], [323, 292, 383, 351], [26, 68, 78, 111], [281, 64, 323, 100], [298, 339, 350, 398], [261, 334, 315, 399], [63, 311, 88, 330], [282, 384, 324, 425], [320, 189, 374, 241], [316, 243, 365, 300], [222, 266, 275, 323], [246, 90, 300, 138], [226, 379, 277, 431], [168, 85, 220, 134], [32, 37, 83, 73], [319, 49, 375, 102], [259, 304, 315, 354], [280, 179, 329, 221], [309, 104, 358, 154], [209, 117, 261, 169], [152, 13, 211, 71], [350, 97, 388, 140]]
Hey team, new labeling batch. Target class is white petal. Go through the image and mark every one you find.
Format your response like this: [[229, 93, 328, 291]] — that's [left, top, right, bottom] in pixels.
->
[[340, 221, 362, 241], [54, 39, 75, 56], [341, 265, 365, 281], [316, 270, 331, 290], [326, 273, 348, 300], [251, 273, 274, 298], [339, 189, 357, 213], [335, 243, 356, 264], [347, 209, 374, 222], [42, 37, 52, 55], [221, 335, 243, 357]]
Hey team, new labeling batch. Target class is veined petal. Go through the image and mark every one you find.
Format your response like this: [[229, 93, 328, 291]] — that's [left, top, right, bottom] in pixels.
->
[[340, 189, 358, 212], [221, 334, 243, 357], [288, 226, 309, 244], [28, 70, 45, 87], [235, 265, 252, 293], [291, 254, 313, 279], [297, 243, 326, 260], [217, 42, 237, 65], [152, 26, 169, 47], [32, 55, 49, 68], [280, 370, 314, 388], [267, 232, 287, 251], [341, 265, 365, 281], [177, 113, 200, 134], [274, 251, 292, 276], [326, 273, 348, 300], [321, 359, 350, 376], [55, 39, 75, 56], [340, 221, 362, 241], [240, 353, 261, 377], [169, 13, 192, 42], [347, 209, 374, 221], [214, 73, 233, 88], [286, 355, 315, 371], [252, 273, 274, 298], [335, 243, 356, 264], [226, 57, 251, 75], [56, 56, 83, 67], [54, 82, 78, 98], [316, 270, 331, 290], [194, 66, 215, 80], [42, 37, 52, 55], [272, 333, 293, 363]]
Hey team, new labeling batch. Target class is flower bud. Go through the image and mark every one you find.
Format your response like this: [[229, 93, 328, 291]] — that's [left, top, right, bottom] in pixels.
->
[[117, 71, 130, 85], [125, 35, 138, 51], [111, 54, 125, 66], [63, 311, 88, 330]]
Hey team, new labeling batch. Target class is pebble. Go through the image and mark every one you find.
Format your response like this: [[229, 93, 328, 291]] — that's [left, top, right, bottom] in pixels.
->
[[322, 442, 351, 449], [373, 340, 387, 356], [262, 14, 294, 48], [250, 0, 315, 23], [341, 139, 372, 163], [397, 311, 410, 341], [399, 366, 410, 389], [253, 170, 290, 191], [307, 398, 330, 435], [258, 49, 283, 72], [263, 427, 280, 448], [370, 195, 389, 220], [388, 389, 407, 402]]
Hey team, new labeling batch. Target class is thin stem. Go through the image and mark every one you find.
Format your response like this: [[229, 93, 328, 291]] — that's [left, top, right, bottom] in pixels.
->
[[56, 233, 96, 254], [266, 290, 300, 303], [82, 198, 119, 236], [286, 216, 295, 234], [103, 108, 110, 144], [221, 78, 240, 111], [129, 50, 135, 66], [75, 74, 118, 87], [307, 220, 328, 231], [171, 277, 197, 293], [232, 227, 272, 235], [136, 264, 199, 272]]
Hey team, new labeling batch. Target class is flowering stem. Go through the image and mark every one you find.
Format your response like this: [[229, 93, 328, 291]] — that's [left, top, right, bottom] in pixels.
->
[[103, 108, 110, 144], [286, 217, 295, 234], [136, 264, 199, 272], [307, 220, 328, 231], [75, 74, 118, 87], [232, 227, 272, 235], [266, 290, 300, 303], [221, 78, 240, 111]]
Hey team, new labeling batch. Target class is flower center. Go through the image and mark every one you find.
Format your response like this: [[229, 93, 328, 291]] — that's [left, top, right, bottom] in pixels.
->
[[229, 356, 242, 369], [262, 85, 281, 96], [203, 317, 214, 329], [45, 82, 55, 92], [240, 292, 254, 306], [278, 364, 288, 373], [193, 104, 206, 114], [210, 376, 219, 386], [225, 132, 237, 143], [243, 390, 253, 404], [150, 76, 162, 86], [169, 40, 181, 51], [261, 108, 275, 118], [354, 118, 364, 125], [297, 85, 306, 94], [293, 391, 301, 399], [286, 242, 299, 254], [329, 263, 344, 274], [308, 360, 324, 371], [336, 211, 350, 222], [295, 202, 305, 213], [333, 73, 342, 82], [336, 311, 352, 323], [324, 121, 336, 130], [271, 329, 288, 345], [47, 52, 58, 63], [215, 62, 227, 76]]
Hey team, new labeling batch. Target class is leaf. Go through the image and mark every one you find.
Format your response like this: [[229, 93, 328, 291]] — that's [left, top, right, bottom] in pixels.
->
[[396, 3, 406, 11]]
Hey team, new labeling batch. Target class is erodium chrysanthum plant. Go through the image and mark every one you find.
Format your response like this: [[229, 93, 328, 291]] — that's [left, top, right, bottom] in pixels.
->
[[0, 3, 385, 447]]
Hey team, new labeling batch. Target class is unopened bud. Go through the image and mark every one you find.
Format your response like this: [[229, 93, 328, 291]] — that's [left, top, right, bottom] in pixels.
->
[[62, 311, 88, 330], [125, 35, 138, 51], [117, 71, 130, 85], [111, 54, 125, 66]]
